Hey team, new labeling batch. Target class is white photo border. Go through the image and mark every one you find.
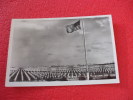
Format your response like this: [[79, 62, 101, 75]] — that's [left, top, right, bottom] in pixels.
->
[[5, 15, 120, 87]]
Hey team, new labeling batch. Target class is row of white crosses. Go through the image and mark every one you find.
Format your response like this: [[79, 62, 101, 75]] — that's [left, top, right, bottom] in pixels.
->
[[10, 68, 32, 82], [9, 64, 115, 82], [89, 66, 115, 76], [25, 68, 87, 80]]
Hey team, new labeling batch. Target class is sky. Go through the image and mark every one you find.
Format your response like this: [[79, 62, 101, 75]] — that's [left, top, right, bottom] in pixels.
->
[[10, 17, 115, 68]]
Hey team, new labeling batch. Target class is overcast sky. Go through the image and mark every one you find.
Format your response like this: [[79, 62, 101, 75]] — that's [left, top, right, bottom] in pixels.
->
[[10, 17, 115, 68]]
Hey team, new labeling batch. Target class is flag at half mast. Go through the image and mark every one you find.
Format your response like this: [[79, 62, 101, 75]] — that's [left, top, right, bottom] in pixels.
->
[[66, 20, 81, 33]]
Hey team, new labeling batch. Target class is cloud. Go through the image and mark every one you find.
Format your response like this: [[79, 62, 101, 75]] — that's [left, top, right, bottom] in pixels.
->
[[13, 19, 60, 31], [14, 21, 44, 30], [95, 18, 108, 27], [10, 17, 114, 68]]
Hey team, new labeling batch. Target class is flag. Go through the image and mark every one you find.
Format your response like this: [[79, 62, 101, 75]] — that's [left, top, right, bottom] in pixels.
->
[[66, 20, 81, 33]]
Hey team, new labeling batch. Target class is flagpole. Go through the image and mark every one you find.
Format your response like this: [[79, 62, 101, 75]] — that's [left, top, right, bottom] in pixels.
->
[[81, 19, 89, 80]]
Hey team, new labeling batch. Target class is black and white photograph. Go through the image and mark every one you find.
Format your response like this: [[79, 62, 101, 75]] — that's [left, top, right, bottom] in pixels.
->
[[5, 15, 120, 87]]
